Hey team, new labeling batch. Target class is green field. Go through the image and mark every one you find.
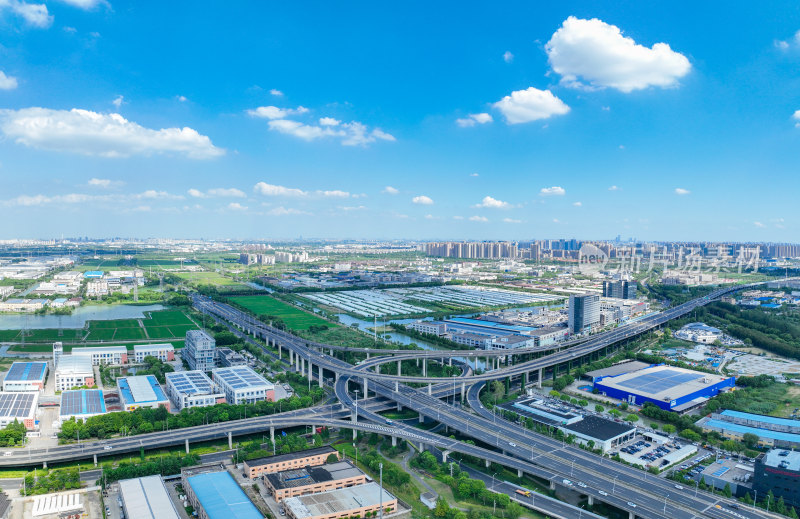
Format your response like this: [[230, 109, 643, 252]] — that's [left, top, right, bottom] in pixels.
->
[[229, 295, 329, 330], [1, 309, 198, 349], [174, 271, 243, 287]]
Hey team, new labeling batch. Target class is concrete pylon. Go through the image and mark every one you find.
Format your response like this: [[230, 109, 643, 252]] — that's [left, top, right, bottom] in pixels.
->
[[93, 454, 97, 466], [270, 426, 275, 443], [319, 364, 324, 387], [185, 439, 189, 454], [427, 383, 432, 395], [537, 368, 543, 389], [423, 359, 427, 377], [392, 436, 397, 447], [397, 360, 401, 376], [228, 431, 233, 449]]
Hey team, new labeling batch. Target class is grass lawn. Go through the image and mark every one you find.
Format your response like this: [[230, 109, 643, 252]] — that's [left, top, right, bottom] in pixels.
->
[[230, 296, 329, 331], [174, 271, 242, 287]]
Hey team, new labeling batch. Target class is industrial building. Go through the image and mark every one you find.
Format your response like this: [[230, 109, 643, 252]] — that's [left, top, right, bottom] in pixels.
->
[[183, 469, 262, 519], [216, 347, 247, 367], [2, 361, 47, 392], [694, 459, 753, 498], [568, 293, 600, 333], [212, 365, 273, 405], [118, 474, 181, 519], [282, 482, 398, 519], [133, 343, 175, 363], [165, 370, 225, 410], [117, 375, 170, 411], [583, 361, 652, 384], [265, 460, 367, 502], [71, 345, 128, 366], [696, 414, 800, 449], [53, 355, 95, 392], [593, 364, 735, 411], [243, 446, 339, 479], [753, 449, 800, 508], [0, 392, 38, 429], [713, 410, 800, 434], [59, 389, 106, 423], [185, 330, 216, 371]]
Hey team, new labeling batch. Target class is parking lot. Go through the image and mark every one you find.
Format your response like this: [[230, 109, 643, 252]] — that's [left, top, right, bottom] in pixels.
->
[[614, 437, 689, 469]]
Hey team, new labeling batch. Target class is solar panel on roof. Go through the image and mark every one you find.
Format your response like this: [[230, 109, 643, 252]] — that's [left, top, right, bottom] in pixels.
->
[[617, 370, 703, 394]]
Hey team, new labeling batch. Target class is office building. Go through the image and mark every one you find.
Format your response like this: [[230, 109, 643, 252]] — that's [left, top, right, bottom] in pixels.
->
[[53, 342, 63, 367], [753, 449, 800, 508], [118, 475, 181, 519], [568, 293, 600, 333], [54, 355, 95, 392], [183, 470, 262, 519], [212, 365, 273, 405], [185, 330, 216, 371], [243, 446, 339, 479], [215, 347, 247, 367], [117, 375, 170, 411], [133, 343, 175, 363], [71, 345, 128, 366], [165, 371, 225, 410], [2, 362, 47, 392], [602, 280, 637, 299], [283, 482, 398, 519], [265, 460, 367, 502]]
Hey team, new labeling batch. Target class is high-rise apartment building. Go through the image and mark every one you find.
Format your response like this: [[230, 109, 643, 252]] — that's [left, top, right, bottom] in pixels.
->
[[184, 330, 216, 372]]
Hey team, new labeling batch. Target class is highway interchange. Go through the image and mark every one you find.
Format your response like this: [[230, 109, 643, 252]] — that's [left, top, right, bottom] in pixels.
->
[[4, 281, 789, 519]]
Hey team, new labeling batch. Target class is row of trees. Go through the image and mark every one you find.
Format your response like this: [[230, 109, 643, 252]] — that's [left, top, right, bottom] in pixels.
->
[[0, 420, 26, 447], [21, 467, 80, 496], [100, 453, 199, 486]]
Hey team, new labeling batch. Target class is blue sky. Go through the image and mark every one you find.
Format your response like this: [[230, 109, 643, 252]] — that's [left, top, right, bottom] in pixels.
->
[[1, 1, 799, 241]]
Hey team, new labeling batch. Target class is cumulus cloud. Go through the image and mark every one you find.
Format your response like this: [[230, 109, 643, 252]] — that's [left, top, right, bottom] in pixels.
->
[[540, 186, 566, 196], [253, 182, 308, 197], [608, 185, 620, 191], [469, 215, 488, 222], [189, 187, 245, 198], [270, 89, 284, 96], [456, 113, 493, 127], [412, 195, 434, 205], [493, 87, 570, 124], [382, 186, 399, 195], [57, 0, 107, 9], [247, 105, 308, 120], [112, 95, 124, 108], [793, 110, 800, 128], [546, 17, 691, 93], [319, 190, 350, 198], [775, 30, 800, 50], [4, 189, 181, 207], [227, 202, 247, 211], [338, 205, 367, 212], [176, 95, 188, 102], [502, 217, 522, 223], [573, 201, 582, 206], [0, 107, 224, 159], [88, 178, 111, 188], [674, 188, 690, 195], [474, 196, 511, 209], [753, 221, 766, 228], [319, 117, 340, 126], [188, 188, 206, 198], [503, 51, 514, 63], [267, 118, 395, 147], [0, 71, 18, 90], [470, 173, 479, 177], [0, 0, 52, 28]]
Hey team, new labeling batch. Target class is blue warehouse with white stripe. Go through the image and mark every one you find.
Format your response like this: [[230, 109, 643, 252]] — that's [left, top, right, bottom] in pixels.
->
[[593, 364, 735, 412]]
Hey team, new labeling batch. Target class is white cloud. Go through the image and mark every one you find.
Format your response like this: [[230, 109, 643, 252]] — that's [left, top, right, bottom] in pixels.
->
[[552, 218, 560, 223], [474, 196, 511, 209], [266, 118, 395, 147], [0, 0, 52, 28], [503, 51, 514, 63], [493, 87, 570, 124], [253, 182, 308, 197], [502, 217, 522, 223], [0, 107, 224, 159], [469, 215, 488, 222], [247, 105, 308, 120], [176, 95, 188, 102], [540, 186, 566, 196], [319, 190, 350, 198], [188, 188, 206, 198], [266, 206, 311, 216], [793, 110, 800, 128], [137, 190, 181, 200], [319, 117, 340, 126], [456, 113, 494, 127], [754, 221, 766, 228], [227, 202, 247, 211], [57, 0, 106, 9], [0, 71, 18, 90], [775, 31, 800, 50], [470, 173, 479, 177], [338, 205, 367, 212], [608, 185, 620, 191], [382, 186, 399, 195], [412, 195, 434, 205], [270, 89, 284, 96], [674, 187, 690, 195], [112, 95, 124, 108], [573, 201, 582, 206], [208, 187, 246, 198], [87, 178, 122, 188], [545, 16, 691, 92], [424, 214, 435, 220], [453, 215, 464, 220]]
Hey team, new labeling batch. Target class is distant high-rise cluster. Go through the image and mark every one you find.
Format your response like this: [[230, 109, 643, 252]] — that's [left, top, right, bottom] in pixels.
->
[[424, 241, 518, 259]]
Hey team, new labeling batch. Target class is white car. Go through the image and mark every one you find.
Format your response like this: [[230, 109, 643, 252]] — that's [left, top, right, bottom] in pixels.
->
[[598, 490, 608, 496], [674, 484, 683, 490], [508, 442, 516, 447], [103, 445, 113, 451], [2, 452, 11, 457], [577, 482, 587, 488], [627, 502, 637, 508]]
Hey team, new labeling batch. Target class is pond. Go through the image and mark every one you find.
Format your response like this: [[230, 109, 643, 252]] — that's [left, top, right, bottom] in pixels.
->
[[0, 304, 166, 330]]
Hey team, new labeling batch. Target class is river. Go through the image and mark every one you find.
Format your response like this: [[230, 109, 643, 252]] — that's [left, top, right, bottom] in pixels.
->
[[0, 304, 166, 330]]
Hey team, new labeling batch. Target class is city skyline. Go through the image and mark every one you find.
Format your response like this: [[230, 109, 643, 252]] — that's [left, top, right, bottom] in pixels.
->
[[1, 2, 799, 240]]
